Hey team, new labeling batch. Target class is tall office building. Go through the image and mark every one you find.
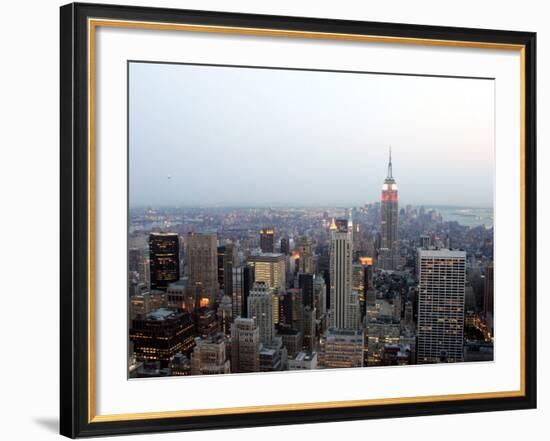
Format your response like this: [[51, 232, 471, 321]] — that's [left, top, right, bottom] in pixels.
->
[[149, 233, 180, 291], [297, 237, 314, 274], [329, 219, 353, 329], [217, 243, 237, 299], [217, 295, 233, 336], [231, 265, 255, 318], [190, 333, 230, 375], [217, 246, 226, 291], [231, 317, 261, 373], [186, 233, 219, 304], [483, 263, 494, 319], [277, 291, 292, 327], [247, 282, 274, 345], [379, 149, 400, 270], [356, 256, 374, 319], [483, 262, 494, 335], [260, 227, 275, 253], [289, 288, 304, 334], [129, 247, 150, 285], [302, 306, 317, 352], [345, 292, 362, 330], [248, 253, 286, 292], [280, 237, 290, 255], [313, 275, 327, 319], [298, 273, 314, 308], [417, 249, 466, 364]]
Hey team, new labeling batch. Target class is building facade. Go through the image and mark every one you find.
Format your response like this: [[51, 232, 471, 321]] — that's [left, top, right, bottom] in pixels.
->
[[231, 265, 255, 319], [230, 317, 261, 373], [323, 328, 364, 369], [329, 219, 354, 329], [130, 308, 195, 367], [190, 333, 230, 375], [247, 281, 274, 345], [248, 253, 286, 293], [185, 233, 219, 304], [417, 249, 466, 363], [149, 233, 180, 291], [260, 227, 275, 253]]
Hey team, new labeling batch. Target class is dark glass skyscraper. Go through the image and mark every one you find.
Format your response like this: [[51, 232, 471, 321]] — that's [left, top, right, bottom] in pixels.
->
[[130, 307, 195, 367], [149, 233, 180, 291], [298, 273, 314, 308], [260, 227, 275, 253]]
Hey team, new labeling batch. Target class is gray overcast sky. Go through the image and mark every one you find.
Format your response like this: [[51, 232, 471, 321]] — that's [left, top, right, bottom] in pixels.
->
[[129, 62, 494, 208]]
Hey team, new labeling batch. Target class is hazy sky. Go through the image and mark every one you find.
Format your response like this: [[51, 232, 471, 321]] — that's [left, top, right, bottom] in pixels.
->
[[129, 62, 494, 208]]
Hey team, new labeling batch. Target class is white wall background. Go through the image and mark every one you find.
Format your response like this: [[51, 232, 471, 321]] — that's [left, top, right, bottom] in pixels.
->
[[0, 0, 546, 439]]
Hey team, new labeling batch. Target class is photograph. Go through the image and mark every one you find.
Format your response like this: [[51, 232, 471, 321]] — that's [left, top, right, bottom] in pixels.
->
[[127, 61, 495, 378]]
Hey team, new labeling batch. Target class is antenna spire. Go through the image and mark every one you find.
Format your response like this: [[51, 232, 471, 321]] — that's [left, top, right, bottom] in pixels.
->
[[387, 146, 393, 179]]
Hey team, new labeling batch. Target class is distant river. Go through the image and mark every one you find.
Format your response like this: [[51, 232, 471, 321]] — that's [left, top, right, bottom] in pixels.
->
[[430, 206, 494, 228]]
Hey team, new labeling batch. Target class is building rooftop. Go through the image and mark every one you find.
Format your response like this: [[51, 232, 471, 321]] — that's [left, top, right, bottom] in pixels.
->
[[276, 325, 300, 336], [146, 308, 179, 321], [326, 328, 364, 337], [418, 248, 466, 258], [249, 252, 284, 259], [195, 332, 225, 345], [167, 279, 187, 289], [293, 351, 317, 362], [260, 348, 277, 356]]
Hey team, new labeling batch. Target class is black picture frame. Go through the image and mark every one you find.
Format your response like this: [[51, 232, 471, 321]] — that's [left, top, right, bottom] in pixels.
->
[[60, 2, 537, 438]]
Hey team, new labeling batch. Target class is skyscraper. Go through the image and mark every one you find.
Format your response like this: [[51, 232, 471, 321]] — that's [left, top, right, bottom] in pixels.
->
[[149, 233, 180, 291], [329, 219, 353, 329], [313, 275, 327, 319], [483, 262, 494, 334], [231, 265, 255, 319], [417, 249, 466, 364], [129, 247, 150, 286], [186, 233, 219, 304], [298, 273, 314, 308], [280, 237, 290, 255], [217, 295, 233, 336], [247, 281, 274, 345], [248, 253, 286, 292], [379, 149, 400, 271], [217, 243, 237, 299], [483, 262, 494, 317], [231, 317, 260, 373], [297, 237, 314, 274], [260, 227, 275, 253]]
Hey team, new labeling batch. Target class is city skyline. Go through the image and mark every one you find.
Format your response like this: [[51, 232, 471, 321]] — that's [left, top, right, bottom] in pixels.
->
[[128, 153, 494, 377], [128, 61, 494, 379], [129, 62, 495, 208]]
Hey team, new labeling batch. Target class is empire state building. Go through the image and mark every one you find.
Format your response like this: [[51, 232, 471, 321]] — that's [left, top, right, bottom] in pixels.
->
[[379, 149, 400, 270]]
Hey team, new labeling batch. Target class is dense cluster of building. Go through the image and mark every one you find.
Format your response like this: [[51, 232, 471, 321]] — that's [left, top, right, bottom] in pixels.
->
[[128, 153, 494, 378]]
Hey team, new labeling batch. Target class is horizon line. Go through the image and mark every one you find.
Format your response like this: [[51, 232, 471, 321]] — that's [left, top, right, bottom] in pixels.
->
[[129, 203, 494, 209]]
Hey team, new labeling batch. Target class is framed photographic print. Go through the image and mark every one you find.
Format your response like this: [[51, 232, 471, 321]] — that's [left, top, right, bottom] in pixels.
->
[[60, 2, 537, 438]]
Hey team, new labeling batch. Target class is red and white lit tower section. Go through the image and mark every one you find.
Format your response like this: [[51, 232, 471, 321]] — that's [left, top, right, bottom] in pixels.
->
[[379, 148, 400, 271]]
